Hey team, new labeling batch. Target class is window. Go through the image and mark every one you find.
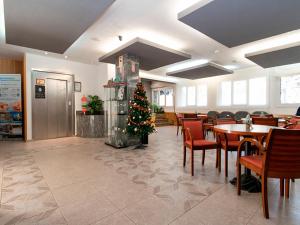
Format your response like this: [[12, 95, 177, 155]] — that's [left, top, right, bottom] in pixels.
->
[[165, 88, 173, 107], [219, 81, 231, 106], [159, 90, 165, 106], [281, 74, 300, 104], [181, 86, 187, 106], [233, 80, 247, 105], [249, 77, 267, 105], [187, 86, 196, 106], [152, 87, 174, 107], [197, 84, 207, 106]]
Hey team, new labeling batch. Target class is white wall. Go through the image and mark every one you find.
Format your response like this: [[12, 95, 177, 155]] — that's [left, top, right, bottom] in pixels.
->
[[173, 64, 300, 115], [25, 53, 108, 140]]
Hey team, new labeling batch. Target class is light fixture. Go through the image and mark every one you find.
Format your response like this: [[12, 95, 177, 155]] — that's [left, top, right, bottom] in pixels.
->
[[214, 49, 220, 54], [99, 30, 185, 54], [140, 71, 179, 83], [240, 29, 300, 56], [176, 0, 213, 13], [224, 65, 238, 70], [167, 59, 209, 73], [64, 55, 68, 59], [44, 51, 48, 55]]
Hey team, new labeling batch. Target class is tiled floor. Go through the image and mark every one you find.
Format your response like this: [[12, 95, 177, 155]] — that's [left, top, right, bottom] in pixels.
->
[[0, 126, 299, 225]]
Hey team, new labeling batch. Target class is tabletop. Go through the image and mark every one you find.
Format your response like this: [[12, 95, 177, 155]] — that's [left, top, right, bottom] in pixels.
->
[[213, 124, 281, 136]]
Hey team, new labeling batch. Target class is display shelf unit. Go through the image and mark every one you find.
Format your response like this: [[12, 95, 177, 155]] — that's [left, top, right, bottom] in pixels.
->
[[104, 82, 138, 148]]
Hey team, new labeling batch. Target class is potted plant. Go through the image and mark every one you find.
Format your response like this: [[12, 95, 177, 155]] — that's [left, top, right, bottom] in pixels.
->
[[88, 95, 103, 115]]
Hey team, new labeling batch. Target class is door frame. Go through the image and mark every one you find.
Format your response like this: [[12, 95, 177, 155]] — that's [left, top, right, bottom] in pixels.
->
[[31, 70, 75, 140]]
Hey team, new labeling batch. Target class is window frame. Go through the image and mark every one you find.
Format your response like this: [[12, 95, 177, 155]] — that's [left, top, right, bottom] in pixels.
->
[[152, 87, 174, 107]]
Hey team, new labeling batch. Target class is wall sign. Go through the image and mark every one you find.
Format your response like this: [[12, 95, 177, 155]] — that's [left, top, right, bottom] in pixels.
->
[[35, 85, 45, 98], [74, 81, 81, 92], [36, 78, 45, 85]]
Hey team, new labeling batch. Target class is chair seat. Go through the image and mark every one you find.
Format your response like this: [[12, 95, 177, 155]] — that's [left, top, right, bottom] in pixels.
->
[[221, 140, 241, 149], [185, 140, 217, 149], [240, 155, 263, 174]]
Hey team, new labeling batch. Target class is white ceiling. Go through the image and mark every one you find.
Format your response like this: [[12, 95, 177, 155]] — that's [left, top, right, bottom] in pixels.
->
[[1, 0, 300, 76]]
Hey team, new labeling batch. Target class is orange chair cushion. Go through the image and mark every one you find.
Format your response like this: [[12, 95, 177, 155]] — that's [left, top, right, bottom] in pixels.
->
[[239, 155, 263, 174], [185, 140, 217, 149]]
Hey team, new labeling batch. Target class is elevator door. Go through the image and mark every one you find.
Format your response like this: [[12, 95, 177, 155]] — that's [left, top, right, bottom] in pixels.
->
[[47, 79, 68, 138], [32, 71, 74, 140]]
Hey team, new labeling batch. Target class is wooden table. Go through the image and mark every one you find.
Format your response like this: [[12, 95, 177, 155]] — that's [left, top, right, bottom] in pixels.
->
[[214, 124, 279, 192]]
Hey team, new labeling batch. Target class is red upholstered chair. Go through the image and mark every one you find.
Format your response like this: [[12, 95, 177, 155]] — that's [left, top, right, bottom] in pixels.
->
[[237, 129, 300, 219], [215, 119, 240, 177], [252, 117, 279, 127], [182, 119, 218, 176], [176, 113, 183, 136]]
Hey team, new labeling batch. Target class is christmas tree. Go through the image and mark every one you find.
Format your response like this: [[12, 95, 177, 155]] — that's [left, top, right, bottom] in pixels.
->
[[127, 82, 155, 142]]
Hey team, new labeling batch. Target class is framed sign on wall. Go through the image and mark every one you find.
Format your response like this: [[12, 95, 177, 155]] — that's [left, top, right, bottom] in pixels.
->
[[74, 81, 81, 92]]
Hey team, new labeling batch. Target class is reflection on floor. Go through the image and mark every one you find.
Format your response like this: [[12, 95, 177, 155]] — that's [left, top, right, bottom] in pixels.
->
[[0, 126, 299, 225]]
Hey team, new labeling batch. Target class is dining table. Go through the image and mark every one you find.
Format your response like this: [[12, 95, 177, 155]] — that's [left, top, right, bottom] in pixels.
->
[[214, 124, 280, 193]]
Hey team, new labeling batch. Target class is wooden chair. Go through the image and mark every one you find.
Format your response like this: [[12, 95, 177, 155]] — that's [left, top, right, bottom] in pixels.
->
[[175, 113, 183, 136], [183, 113, 198, 118], [204, 111, 219, 136], [252, 117, 279, 127], [237, 129, 300, 218], [182, 119, 218, 176], [215, 119, 240, 177], [218, 111, 235, 120]]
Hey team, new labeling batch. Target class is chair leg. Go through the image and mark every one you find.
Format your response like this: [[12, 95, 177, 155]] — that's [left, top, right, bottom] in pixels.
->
[[285, 179, 290, 198], [225, 150, 228, 177], [183, 146, 186, 167], [177, 125, 179, 136], [215, 148, 219, 168], [237, 161, 241, 195], [202, 150, 205, 165], [218, 149, 221, 173], [280, 178, 284, 197], [262, 176, 269, 219], [191, 150, 194, 176]]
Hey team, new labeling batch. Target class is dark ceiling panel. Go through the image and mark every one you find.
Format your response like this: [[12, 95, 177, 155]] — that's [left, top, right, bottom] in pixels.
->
[[166, 62, 233, 79], [246, 44, 300, 68], [178, 0, 300, 47], [99, 38, 191, 71], [4, 0, 115, 53]]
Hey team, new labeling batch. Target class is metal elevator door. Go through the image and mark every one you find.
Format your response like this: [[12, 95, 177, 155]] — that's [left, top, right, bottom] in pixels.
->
[[47, 79, 68, 138], [32, 71, 74, 140]]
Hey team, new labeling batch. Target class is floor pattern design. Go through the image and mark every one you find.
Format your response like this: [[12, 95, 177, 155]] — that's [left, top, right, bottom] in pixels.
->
[[0, 126, 299, 225]]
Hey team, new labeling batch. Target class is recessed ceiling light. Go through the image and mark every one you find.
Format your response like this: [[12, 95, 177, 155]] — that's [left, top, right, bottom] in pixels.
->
[[44, 51, 48, 55], [167, 59, 209, 73], [64, 55, 68, 59], [224, 65, 238, 70], [214, 49, 220, 54]]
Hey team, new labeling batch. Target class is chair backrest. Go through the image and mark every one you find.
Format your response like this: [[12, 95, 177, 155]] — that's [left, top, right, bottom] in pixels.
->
[[234, 111, 249, 121], [218, 111, 234, 119], [182, 119, 204, 141], [183, 113, 198, 119], [207, 111, 219, 123], [216, 119, 239, 141], [252, 117, 278, 126], [296, 107, 300, 116], [286, 124, 300, 130], [290, 116, 300, 125], [216, 119, 236, 125], [176, 113, 183, 125], [264, 129, 300, 178], [252, 111, 269, 115]]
